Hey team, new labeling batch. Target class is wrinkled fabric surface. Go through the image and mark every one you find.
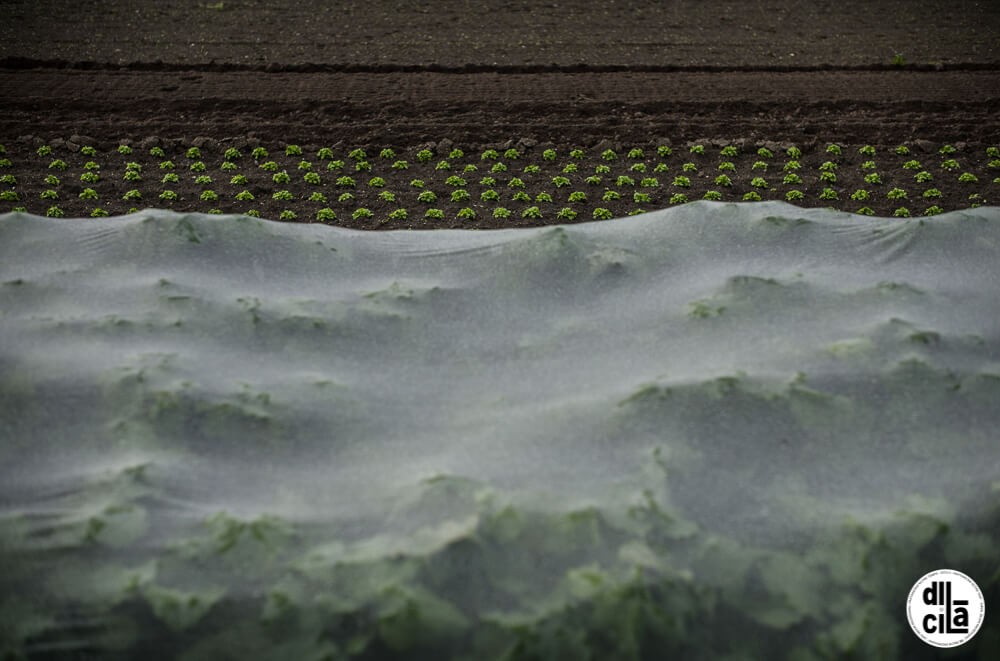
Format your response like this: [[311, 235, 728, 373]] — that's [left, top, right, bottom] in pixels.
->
[[1, 203, 998, 659]]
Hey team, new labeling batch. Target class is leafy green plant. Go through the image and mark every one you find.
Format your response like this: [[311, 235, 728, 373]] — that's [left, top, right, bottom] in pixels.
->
[[633, 192, 651, 204], [190, 161, 206, 172], [858, 145, 876, 157], [223, 147, 241, 161], [451, 189, 470, 202], [756, 147, 773, 159], [200, 190, 219, 202], [285, 145, 303, 157], [278, 210, 297, 221], [742, 191, 762, 201], [123, 189, 141, 201], [629, 163, 646, 173], [681, 162, 697, 172], [298, 160, 313, 171], [893, 207, 911, 217], [0, 159, 11, 169], [714, 174, 732, 187], [585, 175, 602, 185], [481, 189, 500, 202], [46, 205, 64, 217], [616, 175, 635, 187], [316, 207, 337, 222], [49, 159, 67, 171], [939, 144, 957, 155], [250, 147, 267, 160], [987, 147, 1000, 158], [273, 170, 291, 184], [850, 189, 871, 201], [512, 191, 531, 202], [825, 144, 841, 155], [435, 160, 451, 171], [441, 175, 464, 187], [915, 171, 933, 183], [640, 177, 659, 188], [720, 146, 738, 157], [569, 148, 585, 160], [368, 176, 386, 188], [90, 207, 108, 217], [235, 190, 254, 201], [750, 177, 768, 189], [887, 188, 908, 200], [782, 173, 803, 185], [556, 207, 577, 221], [568, 191, 587, 203], [259, 160, 278, 171], [783, 160, 801, 172], [417, 149, 434, 163], [0, 190, 18, 201], [481, 149, 499, 161], [542, 149, 557, 161], [457, 207, 476, 220], [785, 190, 805, 201], [194, 175, 212, 186], [654, 163, 669, 173], [958, 172, 978, 183], [860, 160, 877, 171], [786, 146, 802, 158], [161, 173, 178, 184], [272, 190, 293, 201], [594, 164, 611, 175], [40, 189, 58, 200], [864, 173, 882, 185], [491, 162, 508, 173], [417, 191, 437, 203], [523, 164, 541, 174], [856, 207, 875, 216], [388, 208, 408, 221], [923, 188, 942, 199], [988, 160, 1000, 170], [304, 172, 321, 185], [703, 190, 723, 201], [940, 158, 960, 171], [353, 207, 373, 220], [159, 160, 175, 170], [493, 207, 511, 219], [355, 161, 372, 172], [819, 171, 837, 183], [479, 176, 497, 187], [552, 176, 571, 188], [324, 160, 344, 172], [508, 177, 525, 189], [230, 174, 248, 185], [535, 192, 553, 203], [657, 145, 673, 158], [902, 160, 923, 170], [602, 190, 621, 202], [336, 176, 356, 188], [672, 176, 691, 188], [410, 179, 425, 188], [0, 174, 14, 184], [347, 148, 366, 162], [464, 164, 477, 173], [337, 192, 354, 204], [819, 188, 838, 200], [689, 145, 704, 155], [245, 209, 260, 217], [718, 161, 736, 172], [593, 207, 613, 219], [669, 193, 688, 204], [601, 149, 618, 161], [379, 191, 396, 203], [117, 145, 133, 156], [392, 160, 409, 170], [924, 205, 944, 216], [424, 208, 444, 219], [44, 174, 60, 186]]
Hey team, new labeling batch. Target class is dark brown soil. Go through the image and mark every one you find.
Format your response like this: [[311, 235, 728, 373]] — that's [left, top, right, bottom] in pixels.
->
[[1, 1, 999, 227]]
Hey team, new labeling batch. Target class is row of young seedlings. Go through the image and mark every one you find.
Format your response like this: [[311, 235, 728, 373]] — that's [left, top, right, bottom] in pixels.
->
[[2, 143, 998, 219]]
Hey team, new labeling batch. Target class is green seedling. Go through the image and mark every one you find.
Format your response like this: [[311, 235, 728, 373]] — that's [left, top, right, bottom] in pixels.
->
[[856, 207, 875, 216], [523, 164, 540, 174], [703, 190, 723, 201], [752, 161, 767, 171], [940, 159, 960, 171], [259, 160, 278, 171], [424, 208, 444, 219], [629, 163, 646, 173], [123, 189, 141, 201], [44, 174, 60, 186], [337, 192, 354, 204], [90, 207, 108, 217], [235, 190, 254, 201], [410, 179, 425, 188], [543, 149, 557, 161], [552, 176, 571, 188], [457, 207, 476, 220], [451, 189, 470, 202], [987, 147, 1000, 158], [850, 189, 871, 201], [561, 163, 578, 174], [819, 188, 838, 200], [783, 173, 803, 185], [224, 148, 241, 160], [640, 177, 659, 187], [859, 145, 876, 156], [435, 160, 451, 171], [0, 159, 11, 168], [190, 161, 206, 172], [958, 172, 979, 183], [388, 208, 408, 221], [336, 176, 356, 187], [743, 191, 762, 201], [535, 192, 553, 203], [304, 172, 321, 185], [160, 160, 175, 170], [445, 175, 466, 187], [512, 191, 531, 202], [327, 160, 345, 171], [481, 189, 500, 202], [672, 176, 691, 188], [601, 149, 618, 161], [718, 161, 736, 172], [481, 149, 499, 161], [493, 207, 511, 219], [689, 145, 704, 155], [79, 145, 97, 157], [669, 193, 688, 204], [923, 188, 942, 198], [521, 206, 542, 219], [568, 191, 587, 203], [352, 207, 373, 220], [285, 145, 303, 157], [939, 144, 957, 154], [272, 190, 293, 201], [988, 159, 1000, 170], [279, 210, 297, 221], [230, 174, 248, 185], [40, 189, 58, 200], [392, 160, 409, 170], [657, 145, 673, 157], [924, 205, 944, 216], [616, 175, 635, 187], [49, 159, 67, 171], [895, 145, 910, 155], [894, 207, 911, 217], [504, 148, 520, 160], [714, 174, 733, 187], [0, 174, 14, 184], [820, 171, 837, 183], [602, 190, 621, 201], [221, 161, 238, 171], [200, 190, 219, 202], [273, 171, 291, 184], [479, 176, 497, 186], [864, 173, 882, 185], [757, 147, 773, 159], [117, 145, 133, 155], [356, 161, 372, 172], [251, 147, 268, 160], [585, 175, 602, 185], [508, 177, 525, 189], [594, 164, 611, 175], [491, 162, 508, 173], [417, 191, 437, 203], [245, 209, 260, 217], [368, 176, 386, 187], [786, 146, 802, 158], [46, 206, 64, 217], [161, 173, 178, 184], [593, 207, 613, 219], [308, 192, 327, 203], [316, 208, 337, 222], [378, 148, 395, 160], [556, 207, 577, 221], [915, 171, 933, 183], [463, 164, 477, 173], [378, 191, 396, 203], [348, 148, 366, 161], [417, 149, 435, 163], [633, 192, 652, 204], [681, 162, 697, 172], [447, 149, 464, 160], [298, 160, 312, 171], [654, 163, 668, 173], [194, 175, 212, 186], [825, 144, 841, 155], [626, 148, 644, 159], [316, 147, 335, 160], [35, 145, 51, 157], [0, 190, 18, 201], [887, 188, 908, 200], [750, 177, 768, 189], [720, 146, 738, 157], [785, 190, 805, 201], [903, 160, 923, 170], [860, 161, 877, 171]]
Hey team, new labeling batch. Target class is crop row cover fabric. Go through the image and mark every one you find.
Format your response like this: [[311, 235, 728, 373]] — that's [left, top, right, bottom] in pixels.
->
[[1, 203, 998, 659]]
